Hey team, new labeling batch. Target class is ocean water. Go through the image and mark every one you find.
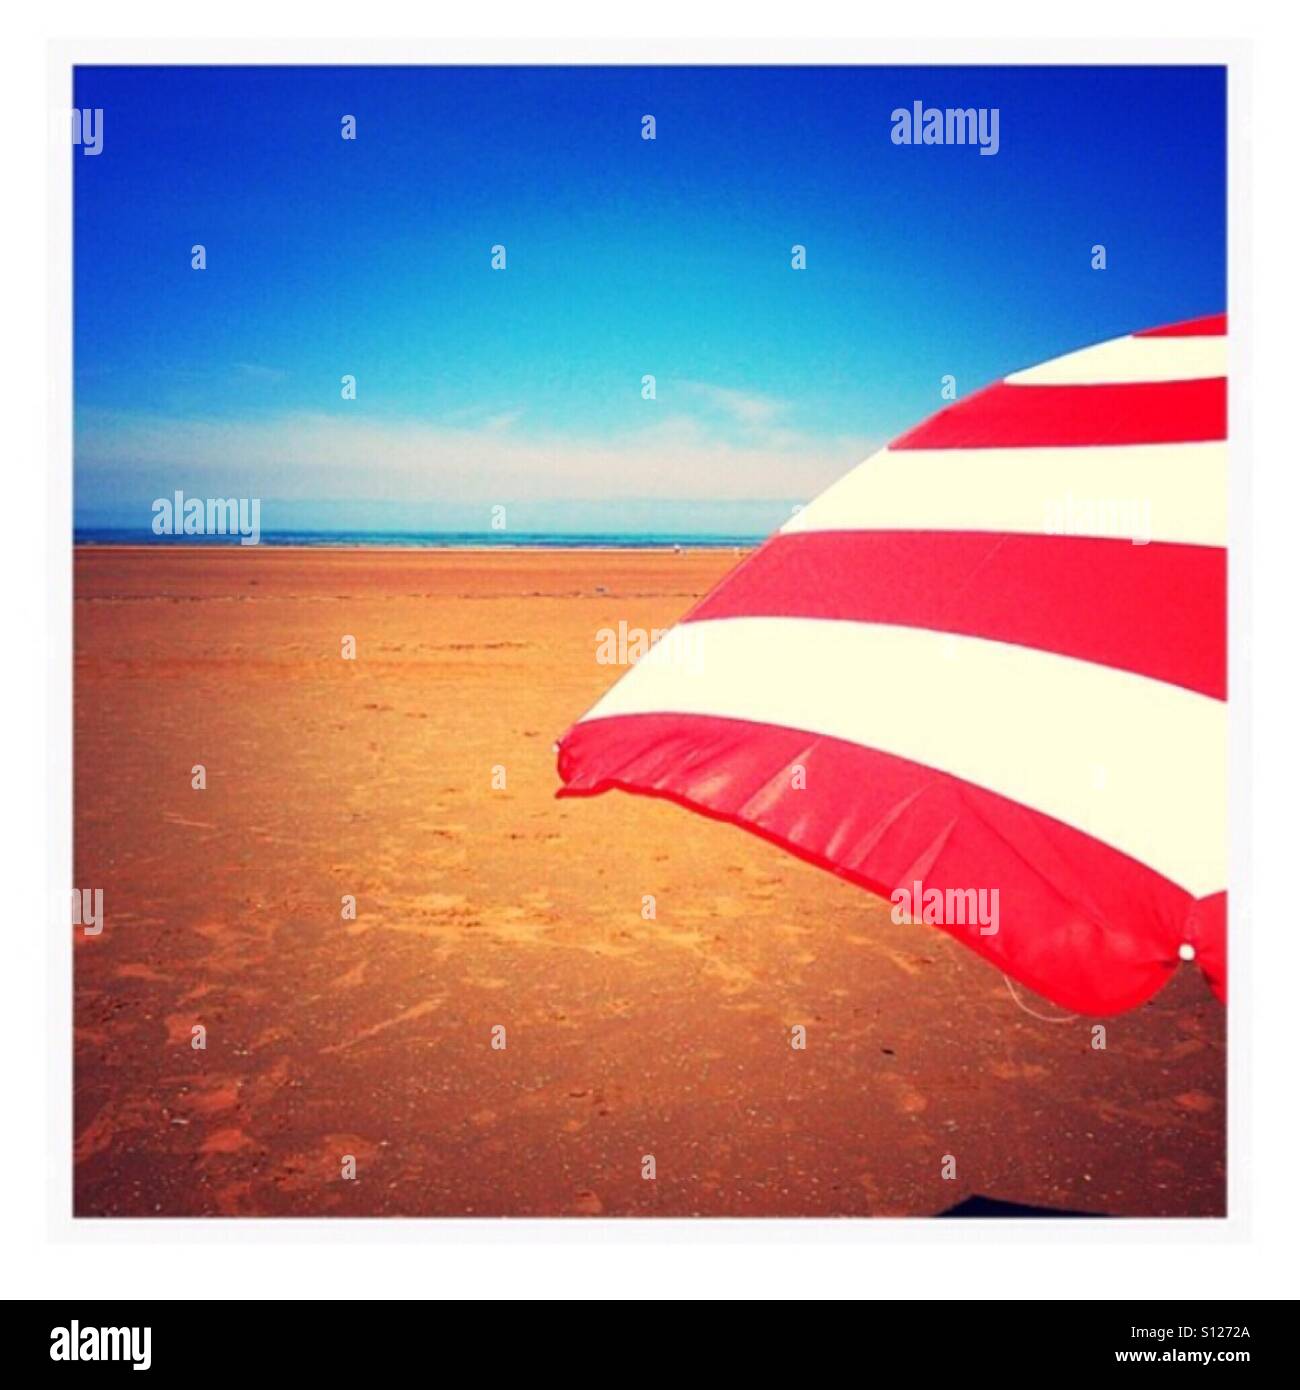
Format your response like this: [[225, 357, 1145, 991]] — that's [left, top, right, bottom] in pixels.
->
[[74, 529, 765, 549]]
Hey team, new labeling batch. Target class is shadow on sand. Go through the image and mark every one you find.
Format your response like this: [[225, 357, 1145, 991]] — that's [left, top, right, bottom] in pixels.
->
[[938, 1196, 1104, 1218]]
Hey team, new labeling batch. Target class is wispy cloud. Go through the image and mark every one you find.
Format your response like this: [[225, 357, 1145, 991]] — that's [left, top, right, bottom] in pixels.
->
[[673, 381, 785, 428], [76, 407, 875, 506]]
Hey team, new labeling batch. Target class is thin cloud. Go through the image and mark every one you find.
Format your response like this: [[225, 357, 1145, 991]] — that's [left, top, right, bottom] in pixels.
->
[[75, 408, 876, 505], [674, 381, 785, 428]]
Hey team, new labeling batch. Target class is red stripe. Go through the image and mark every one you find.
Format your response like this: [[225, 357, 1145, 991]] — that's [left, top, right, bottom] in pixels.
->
[[1135, 314, 1227, 338], [557, 713, 1224, 1015], [685, 532, 1225, 698], [892, 379, 1226, 449]]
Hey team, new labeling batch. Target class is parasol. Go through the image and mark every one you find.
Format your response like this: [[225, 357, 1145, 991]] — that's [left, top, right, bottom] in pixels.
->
[[556, 315, 1227, 1015]]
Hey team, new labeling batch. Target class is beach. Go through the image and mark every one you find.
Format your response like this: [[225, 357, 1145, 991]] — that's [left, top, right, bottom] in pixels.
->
[[73, 546, 1225, 1217]]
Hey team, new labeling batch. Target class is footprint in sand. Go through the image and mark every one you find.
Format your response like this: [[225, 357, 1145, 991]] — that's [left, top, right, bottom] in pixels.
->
[[878, 945, 937, 978], [880, 1073, 929, 1115], [989, 1061, 1051, 1082], [177, 1077, 242, 1116], [704, 957, 760, 995], [199, 1127, 258, 1157], [74, 1106, 117, 1164], [212, 1180, 257, 1217], [332, 960, 368, 989], [163, 1013, 200, 1045], [116, 962, 168, 982], [270, 1135, 380, 1193]]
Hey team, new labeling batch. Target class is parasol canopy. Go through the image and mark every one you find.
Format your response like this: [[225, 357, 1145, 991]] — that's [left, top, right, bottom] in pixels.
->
[[556, 315, 1227, 1015]]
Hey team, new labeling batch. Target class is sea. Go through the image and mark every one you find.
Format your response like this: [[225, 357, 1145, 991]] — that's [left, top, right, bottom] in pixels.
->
[[74, 529, 764, 549]]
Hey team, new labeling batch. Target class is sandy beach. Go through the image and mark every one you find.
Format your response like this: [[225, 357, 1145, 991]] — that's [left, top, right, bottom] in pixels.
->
[[73, 546, 1225, 1217]]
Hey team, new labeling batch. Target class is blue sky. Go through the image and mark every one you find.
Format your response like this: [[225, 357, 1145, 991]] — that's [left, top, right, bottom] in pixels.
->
[[73, 65, 1226, 534]]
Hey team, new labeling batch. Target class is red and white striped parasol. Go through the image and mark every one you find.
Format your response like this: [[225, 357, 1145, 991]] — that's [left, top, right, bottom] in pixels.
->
[[556, 314, 1227, 1015]]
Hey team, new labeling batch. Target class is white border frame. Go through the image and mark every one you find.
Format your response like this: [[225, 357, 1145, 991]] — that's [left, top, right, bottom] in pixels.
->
[[43, 33, 1253, 1292]]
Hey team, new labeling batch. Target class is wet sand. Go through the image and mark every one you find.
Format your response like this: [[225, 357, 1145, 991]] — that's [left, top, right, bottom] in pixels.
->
[[73, 546, 1225, 1217]]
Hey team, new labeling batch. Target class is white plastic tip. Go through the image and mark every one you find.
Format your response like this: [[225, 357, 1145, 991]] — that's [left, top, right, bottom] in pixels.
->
[[1178, 943, 1197, 962]]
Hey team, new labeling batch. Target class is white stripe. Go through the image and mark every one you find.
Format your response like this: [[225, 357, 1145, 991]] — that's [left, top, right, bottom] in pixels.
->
[[782, 442, 1225, 546], [1004, 333, 1226, 386], [579, 618, 1226, 896]]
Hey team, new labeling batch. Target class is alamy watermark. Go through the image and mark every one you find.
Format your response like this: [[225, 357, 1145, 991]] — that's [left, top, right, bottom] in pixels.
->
[[1045, 493, 1152, 546], [60, 107, 104, 156], [890, 101, 1000, 156], [69, 887, 104, 936], [152, 491, 262, 545], [891, 879, 1000, 935], [595, 621, 705, 675]]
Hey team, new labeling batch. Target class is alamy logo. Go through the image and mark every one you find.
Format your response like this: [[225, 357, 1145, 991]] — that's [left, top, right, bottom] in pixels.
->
[[890, 879, 1000, 935], [67, 108, 104, 156], [151, 491, 261, 545], [1044, 493, 1152, 546], [594, 621, 705, 675], [50, 1322, 152, 1370], [890, 101, 1000, 156]]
